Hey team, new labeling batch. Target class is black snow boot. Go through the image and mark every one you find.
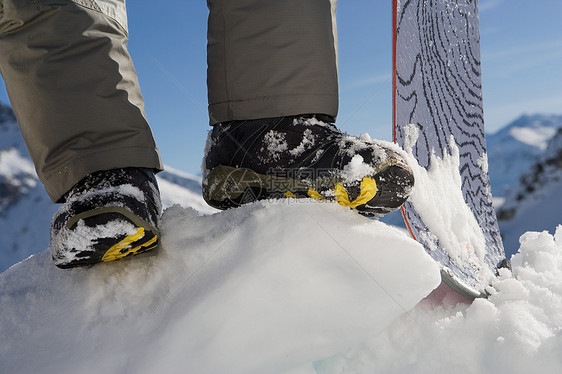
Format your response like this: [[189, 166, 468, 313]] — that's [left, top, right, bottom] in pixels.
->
[[202, 115, 414, 217], [50, 168, 162, 269]]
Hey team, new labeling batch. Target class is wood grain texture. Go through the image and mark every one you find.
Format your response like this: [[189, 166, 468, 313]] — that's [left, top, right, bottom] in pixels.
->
[[393, 0, 505, 293]]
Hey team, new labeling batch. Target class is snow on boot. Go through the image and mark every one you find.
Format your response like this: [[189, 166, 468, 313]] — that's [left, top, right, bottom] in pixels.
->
[[202, 115, 414, 216], [50, 168, 162, 269]]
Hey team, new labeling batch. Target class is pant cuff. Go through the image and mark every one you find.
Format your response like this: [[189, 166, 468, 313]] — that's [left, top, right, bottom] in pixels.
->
[[43, 146, 163, 202], [208, 93, 338, 125]]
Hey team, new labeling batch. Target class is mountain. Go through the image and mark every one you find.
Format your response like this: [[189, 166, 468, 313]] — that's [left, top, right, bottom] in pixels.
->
[[0, 103, 216, 272], [0, 102, 52, 270], [0, 102, 37, 212], [497, 127, 562, 256], [486, 114, 562, 198], [156, 166, 217, 215]]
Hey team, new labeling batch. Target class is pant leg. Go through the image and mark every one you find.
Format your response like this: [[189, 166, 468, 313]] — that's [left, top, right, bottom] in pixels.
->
[[0, 0, 163, 202], [206, 0, 339, 125]]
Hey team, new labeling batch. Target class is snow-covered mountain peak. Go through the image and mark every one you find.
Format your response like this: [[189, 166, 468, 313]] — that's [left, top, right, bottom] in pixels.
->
[[487, 114, 562, 197], [508, 124, 557, 151], [0, 148, 35, 180], [0, 104, 38, 215], [499, 113, 562, 133], [497, 127, 562, 256], [2, 201, 562, 373]]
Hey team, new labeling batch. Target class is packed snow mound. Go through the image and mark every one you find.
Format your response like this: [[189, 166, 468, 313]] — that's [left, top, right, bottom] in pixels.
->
[[0, 201, 440, 374], [315, 226, 562, 374]]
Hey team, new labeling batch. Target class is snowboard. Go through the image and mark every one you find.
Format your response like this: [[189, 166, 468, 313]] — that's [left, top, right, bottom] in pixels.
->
[[392, 0, 507, 298]]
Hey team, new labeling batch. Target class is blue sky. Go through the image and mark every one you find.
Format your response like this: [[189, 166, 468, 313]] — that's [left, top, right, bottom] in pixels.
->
[[1, 0, 561, 175]]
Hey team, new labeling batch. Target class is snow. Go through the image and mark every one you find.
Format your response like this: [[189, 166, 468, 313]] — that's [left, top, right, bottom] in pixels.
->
[[359, 133, 372, 142], [499, 172, 562, 256], [0, 182, 54, 269], [317, 226, 562, 374], [257, 127, 317, 163], [0, 148, 36, 181], [509, 125, 557, 151], [297, 117, 334, 130], [492, 196, 506, 209], [2, 202, 562, 373], [341, 154, 375, 182], [478, 152, 489, 174], [261, 130, 289, 162], [498, 127, 562, 257], [51, 218, 139, 264], [289, 128, 315, 157], [157, 176, 217, 215], [403, 126, 492, 288], [486, 114, 562, 197], [0, 201, 440, 374]]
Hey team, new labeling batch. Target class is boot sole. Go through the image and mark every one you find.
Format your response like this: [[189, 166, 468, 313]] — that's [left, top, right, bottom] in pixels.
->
[[55, 207, 159, 269], [203, 164, 414, 217]]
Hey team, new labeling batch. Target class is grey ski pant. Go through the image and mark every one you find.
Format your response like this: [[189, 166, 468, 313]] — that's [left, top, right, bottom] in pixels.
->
[[0, 0, 339, 202], [206, 0, 339, 124]]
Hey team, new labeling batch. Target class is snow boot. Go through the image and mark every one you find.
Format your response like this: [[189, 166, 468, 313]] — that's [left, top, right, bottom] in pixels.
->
[[202, 115, 414, 216], [50, 168, 162, 269]]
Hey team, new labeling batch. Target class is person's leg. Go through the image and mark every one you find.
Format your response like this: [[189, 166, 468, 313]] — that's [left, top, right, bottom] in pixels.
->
[[0, 0, 163, 267], [206, 0, 339, 124], [0, 0, 163, 202], [203, 0, 415, 216]]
